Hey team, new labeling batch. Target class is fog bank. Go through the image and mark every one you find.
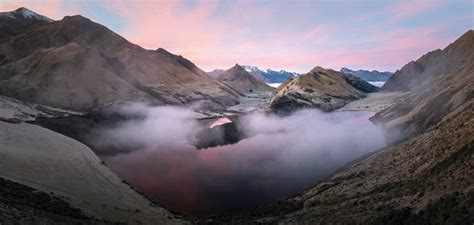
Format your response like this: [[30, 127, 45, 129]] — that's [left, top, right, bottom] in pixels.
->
[[93, 104, 386, 214]]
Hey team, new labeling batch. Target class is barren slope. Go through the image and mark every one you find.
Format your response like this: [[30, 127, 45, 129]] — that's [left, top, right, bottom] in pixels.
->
[[0, 8, 239, 111], [0, 120, 185, 224]]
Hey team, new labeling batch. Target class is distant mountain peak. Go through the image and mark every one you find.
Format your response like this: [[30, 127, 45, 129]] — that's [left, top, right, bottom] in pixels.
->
[[232, 63, 242, 68], [206, 64, 275, 93], [0, 7, 54, 22], [15, 7, 39, 17], [341, 67, 391, 74], [340, 67, 392, 82], [240, 65, 299, 83], [310, 66, 326, 73]]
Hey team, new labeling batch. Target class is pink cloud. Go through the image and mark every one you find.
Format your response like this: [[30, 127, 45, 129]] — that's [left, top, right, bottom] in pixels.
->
[[0, 0, 468, 73]]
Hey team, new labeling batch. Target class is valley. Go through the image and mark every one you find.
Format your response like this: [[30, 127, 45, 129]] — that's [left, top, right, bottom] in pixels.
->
[[0, 4, 472, 225]]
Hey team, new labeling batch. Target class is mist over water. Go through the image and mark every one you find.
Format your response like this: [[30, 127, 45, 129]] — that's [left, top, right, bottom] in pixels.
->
[[368, 81, 385, 87], [94, 104, 386, 214]]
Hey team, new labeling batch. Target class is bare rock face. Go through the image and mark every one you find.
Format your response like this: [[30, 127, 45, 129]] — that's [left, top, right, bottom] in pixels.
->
[[210, 64, 275, 94], [267, 66, 378, 114], [0, 8, 240, 111]]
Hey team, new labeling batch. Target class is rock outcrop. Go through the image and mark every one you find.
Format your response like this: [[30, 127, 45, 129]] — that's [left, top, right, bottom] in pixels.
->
[[267, 66, 378, 113]]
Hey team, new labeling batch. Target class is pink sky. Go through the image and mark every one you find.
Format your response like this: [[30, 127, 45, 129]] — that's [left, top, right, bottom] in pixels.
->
[[0, 0, 472, 73]]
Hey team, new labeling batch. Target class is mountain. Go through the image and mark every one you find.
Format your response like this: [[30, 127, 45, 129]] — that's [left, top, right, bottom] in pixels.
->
[[207, 69, 224, 79], [210, 64, 275, 94], [340, 67, 392, 82], [0, 7, 53, 40], [0, 8, 239, 111], [382, 31, 473, 92], [267, 66, 378, 113], [241, 65, 299, 83], [277, 30, 474, 224], [217, 30, 473, 224], [374, 30, 474, 137]]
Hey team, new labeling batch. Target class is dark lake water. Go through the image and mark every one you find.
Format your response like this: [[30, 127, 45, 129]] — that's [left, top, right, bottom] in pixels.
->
[[98, 108, 386, 215]]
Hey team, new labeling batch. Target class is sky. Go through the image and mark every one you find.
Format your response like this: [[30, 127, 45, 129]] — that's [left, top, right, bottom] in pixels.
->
[[0, 0, 472, 73]]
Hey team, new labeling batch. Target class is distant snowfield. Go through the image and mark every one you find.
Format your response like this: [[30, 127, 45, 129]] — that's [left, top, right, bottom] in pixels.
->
[[268, 83, 282, 88], [368, 81, 385, 87]]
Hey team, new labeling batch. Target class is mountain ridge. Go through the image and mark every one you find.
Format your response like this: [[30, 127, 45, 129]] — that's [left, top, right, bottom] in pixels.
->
[[207, 64, 275, 94], [267, 66, 378, 113], [340, 67, 392, 82], [382, 30, 473, 92], [0, 8, 240, 111], [241, 65, 299, 83]]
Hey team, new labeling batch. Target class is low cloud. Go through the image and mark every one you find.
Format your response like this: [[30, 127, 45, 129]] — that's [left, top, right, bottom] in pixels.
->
[[93, 104, 386, 214]]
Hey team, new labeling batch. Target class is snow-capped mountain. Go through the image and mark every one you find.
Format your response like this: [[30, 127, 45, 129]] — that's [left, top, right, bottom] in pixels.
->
[[241, 65, 299, 83], [340, 67, 392, 82], [0, 7, 54, 23]]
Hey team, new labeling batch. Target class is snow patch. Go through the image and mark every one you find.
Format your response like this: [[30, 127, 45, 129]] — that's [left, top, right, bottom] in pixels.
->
[[368, 81, 385, 87], [267, 83, 282, 88], [0, 7, 54, 23]]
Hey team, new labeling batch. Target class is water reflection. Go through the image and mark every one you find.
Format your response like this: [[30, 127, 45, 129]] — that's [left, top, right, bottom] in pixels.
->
[[99, 109, 385, 215]]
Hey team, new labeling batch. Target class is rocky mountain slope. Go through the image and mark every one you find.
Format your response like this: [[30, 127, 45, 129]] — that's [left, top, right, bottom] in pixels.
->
[[267, 66, 378, 113], [375, 30, 474, 138], [213, 30, 473, 224], [241, 65, 299, 83], [340, 67, 392, 82], [209, 64, 274, 94], [0, 8, 239, 111]]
